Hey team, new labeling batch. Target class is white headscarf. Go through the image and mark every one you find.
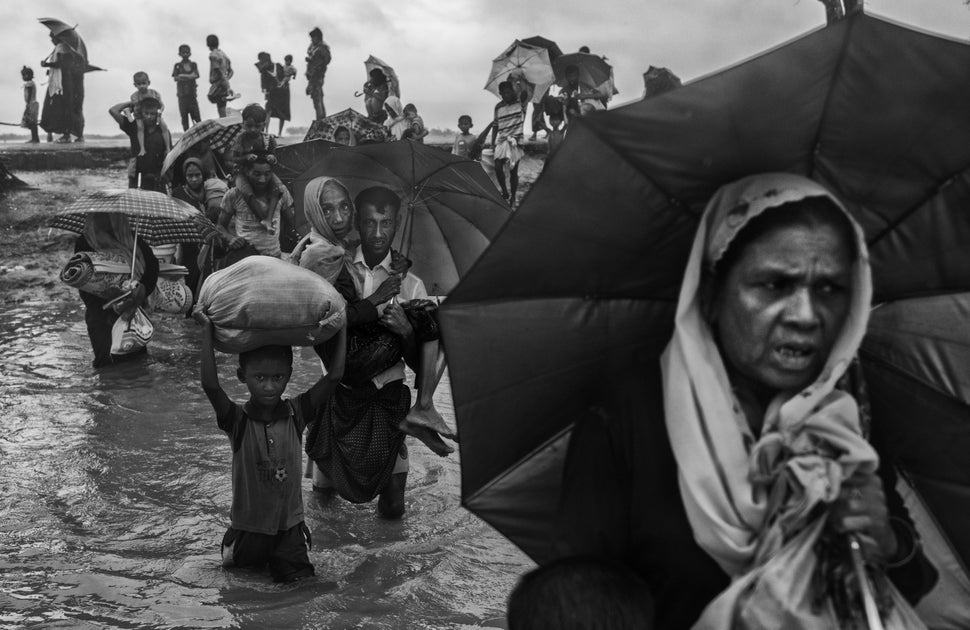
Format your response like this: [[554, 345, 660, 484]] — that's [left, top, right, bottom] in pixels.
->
[[289, 176, 355, 284], [660, 173, 876, 577]]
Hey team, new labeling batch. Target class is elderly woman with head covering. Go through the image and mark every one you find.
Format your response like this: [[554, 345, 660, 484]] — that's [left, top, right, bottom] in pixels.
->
[[288, 176, 357, 284], [73, 213, 159, 368], [555, 173, 938, 628]]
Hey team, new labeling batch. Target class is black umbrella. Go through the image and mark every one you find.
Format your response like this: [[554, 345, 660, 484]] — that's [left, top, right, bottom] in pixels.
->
[[520, 36, 563, 62], [438, 10, 970, 582], [274, 138, 340, 186], [292, 141, 511, 295]]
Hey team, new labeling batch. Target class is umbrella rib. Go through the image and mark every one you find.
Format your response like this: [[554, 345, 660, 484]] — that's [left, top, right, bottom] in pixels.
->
[[867, 160, 970, 250], [807, 16, 858, 183], [572, 116, 697, 218], [463, 424, 573, 504]]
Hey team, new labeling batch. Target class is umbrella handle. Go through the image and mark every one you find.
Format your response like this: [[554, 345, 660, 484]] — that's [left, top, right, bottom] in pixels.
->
[[848, 534, 886, 630], [131, 224, 138, 281]]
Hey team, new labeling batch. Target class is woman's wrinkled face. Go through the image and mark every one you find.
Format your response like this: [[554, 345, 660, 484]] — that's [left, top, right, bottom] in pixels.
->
[[711, 222, 853, 395], [319, 182, 353, 238], [184, 164, 203, 190]]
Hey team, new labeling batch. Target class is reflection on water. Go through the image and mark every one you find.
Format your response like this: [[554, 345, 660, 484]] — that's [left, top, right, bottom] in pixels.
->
[[0, 299, 531, 629]]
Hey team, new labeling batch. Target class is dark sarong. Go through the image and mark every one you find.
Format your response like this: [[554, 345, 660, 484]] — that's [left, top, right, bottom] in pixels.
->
[[305, 380, 410, 503]]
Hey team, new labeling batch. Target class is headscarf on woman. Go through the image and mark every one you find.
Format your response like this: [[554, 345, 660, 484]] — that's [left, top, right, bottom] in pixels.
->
[[178, 158, 207, 204], [289, 176, 356, 284], [82, 213, 146, 279], [45, 41, 72, 97], [333, 124, 357, 146], [383, 95, 409, 141], [658, 173, 919, 626]]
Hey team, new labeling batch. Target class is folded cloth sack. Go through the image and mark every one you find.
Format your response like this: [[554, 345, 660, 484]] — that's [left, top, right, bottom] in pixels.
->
[[194, 255, 346, 353], [60, 251, 131, 299]]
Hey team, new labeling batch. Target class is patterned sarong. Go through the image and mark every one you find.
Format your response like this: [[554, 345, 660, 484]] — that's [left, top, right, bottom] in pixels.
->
[[305, 380, 410, 503]]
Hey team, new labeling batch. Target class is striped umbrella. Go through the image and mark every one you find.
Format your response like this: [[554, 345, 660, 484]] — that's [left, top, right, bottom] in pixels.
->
[[49, 188, 216, 246], [161, 114, 243, 178]]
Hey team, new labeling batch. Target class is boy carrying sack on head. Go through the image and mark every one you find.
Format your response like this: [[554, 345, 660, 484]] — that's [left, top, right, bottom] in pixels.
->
[[198, 314, 346, 583]]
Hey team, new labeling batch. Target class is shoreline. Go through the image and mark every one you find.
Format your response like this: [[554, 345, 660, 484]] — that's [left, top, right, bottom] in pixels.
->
[[0, 136, 549, 172]]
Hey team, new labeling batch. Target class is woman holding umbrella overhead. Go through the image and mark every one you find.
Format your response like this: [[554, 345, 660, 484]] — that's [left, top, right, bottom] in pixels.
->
[[40, 31, 83, 143], [73, 214, 159, 368], [556, 174, 937, 628]]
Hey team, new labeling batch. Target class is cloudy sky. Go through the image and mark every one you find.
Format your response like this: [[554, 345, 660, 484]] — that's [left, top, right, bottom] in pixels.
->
[[4, 0, 970, 137]]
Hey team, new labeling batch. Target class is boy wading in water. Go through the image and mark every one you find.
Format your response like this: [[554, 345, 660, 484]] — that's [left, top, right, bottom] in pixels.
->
[[198, 316, 346, 582]]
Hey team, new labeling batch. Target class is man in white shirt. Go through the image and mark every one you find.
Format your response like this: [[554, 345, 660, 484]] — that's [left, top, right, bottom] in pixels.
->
[[305, 186, 439, 519]]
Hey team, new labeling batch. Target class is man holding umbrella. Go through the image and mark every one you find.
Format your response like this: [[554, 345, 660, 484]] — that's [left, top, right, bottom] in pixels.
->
[[109, 97, 167, 191], [306, 186, 453, 519]]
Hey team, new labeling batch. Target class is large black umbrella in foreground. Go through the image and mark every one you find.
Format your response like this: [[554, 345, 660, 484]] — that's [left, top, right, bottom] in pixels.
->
[[439, 9, 970, 581]]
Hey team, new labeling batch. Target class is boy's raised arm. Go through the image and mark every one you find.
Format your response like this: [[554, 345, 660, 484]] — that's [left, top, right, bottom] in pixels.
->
[[108, 101, 132, 125], [198, 313, 233, 418], [306, 324, 346, 409]]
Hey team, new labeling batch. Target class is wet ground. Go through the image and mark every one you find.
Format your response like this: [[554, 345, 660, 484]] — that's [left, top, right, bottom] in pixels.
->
[[0, 169, 535, 629]]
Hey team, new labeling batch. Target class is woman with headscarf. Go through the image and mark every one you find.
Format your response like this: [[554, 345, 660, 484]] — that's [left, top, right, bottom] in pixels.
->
[[40, 33, 82, 143], [382, 95, 409, 141], [332, 125, 356, 146], [171, 157, 230, 296], [555, 174, 937, 628], [74, 214, 159, 368], [288, 176, 356, 284]]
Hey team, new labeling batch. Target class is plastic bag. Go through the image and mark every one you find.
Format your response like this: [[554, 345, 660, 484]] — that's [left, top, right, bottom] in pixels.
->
[[110, 307, 154, 355]]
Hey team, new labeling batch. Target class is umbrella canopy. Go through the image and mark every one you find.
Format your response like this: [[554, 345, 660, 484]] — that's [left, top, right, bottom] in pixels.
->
[[860, 292, 970, 579], [161, 114, 243, 178], [274, 138, 340, 185], [520, 36, 563, 62], [292, 141, 512, 295], [553, 51, 615, 95], [439, 11, 970, 569], [302, 108, 388, 145], [49, 189, 214, 246], [485, 40, 555, 103], [38, 18, 102, 72], [364, 55, 400, 98]]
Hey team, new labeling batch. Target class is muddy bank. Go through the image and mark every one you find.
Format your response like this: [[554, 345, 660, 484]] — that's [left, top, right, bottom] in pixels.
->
[[0, 137, 549, 172]]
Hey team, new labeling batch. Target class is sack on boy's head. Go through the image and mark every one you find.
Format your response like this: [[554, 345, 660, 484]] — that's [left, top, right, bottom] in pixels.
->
[[194, 256, 345, 354]]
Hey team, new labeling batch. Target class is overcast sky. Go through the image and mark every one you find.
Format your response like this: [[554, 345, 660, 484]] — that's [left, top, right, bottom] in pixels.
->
[[4, 0, 970, 137]]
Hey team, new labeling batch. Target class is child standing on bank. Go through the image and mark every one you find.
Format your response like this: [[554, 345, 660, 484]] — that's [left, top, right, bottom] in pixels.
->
[[451, 115, 475, 158], [172, 45, 201, 131], [198, 316, 346, 583], [20, 66, 39, 143]]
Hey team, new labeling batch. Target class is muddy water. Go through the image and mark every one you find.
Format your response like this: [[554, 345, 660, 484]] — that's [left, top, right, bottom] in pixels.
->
[[0, 170, 532, 629]]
